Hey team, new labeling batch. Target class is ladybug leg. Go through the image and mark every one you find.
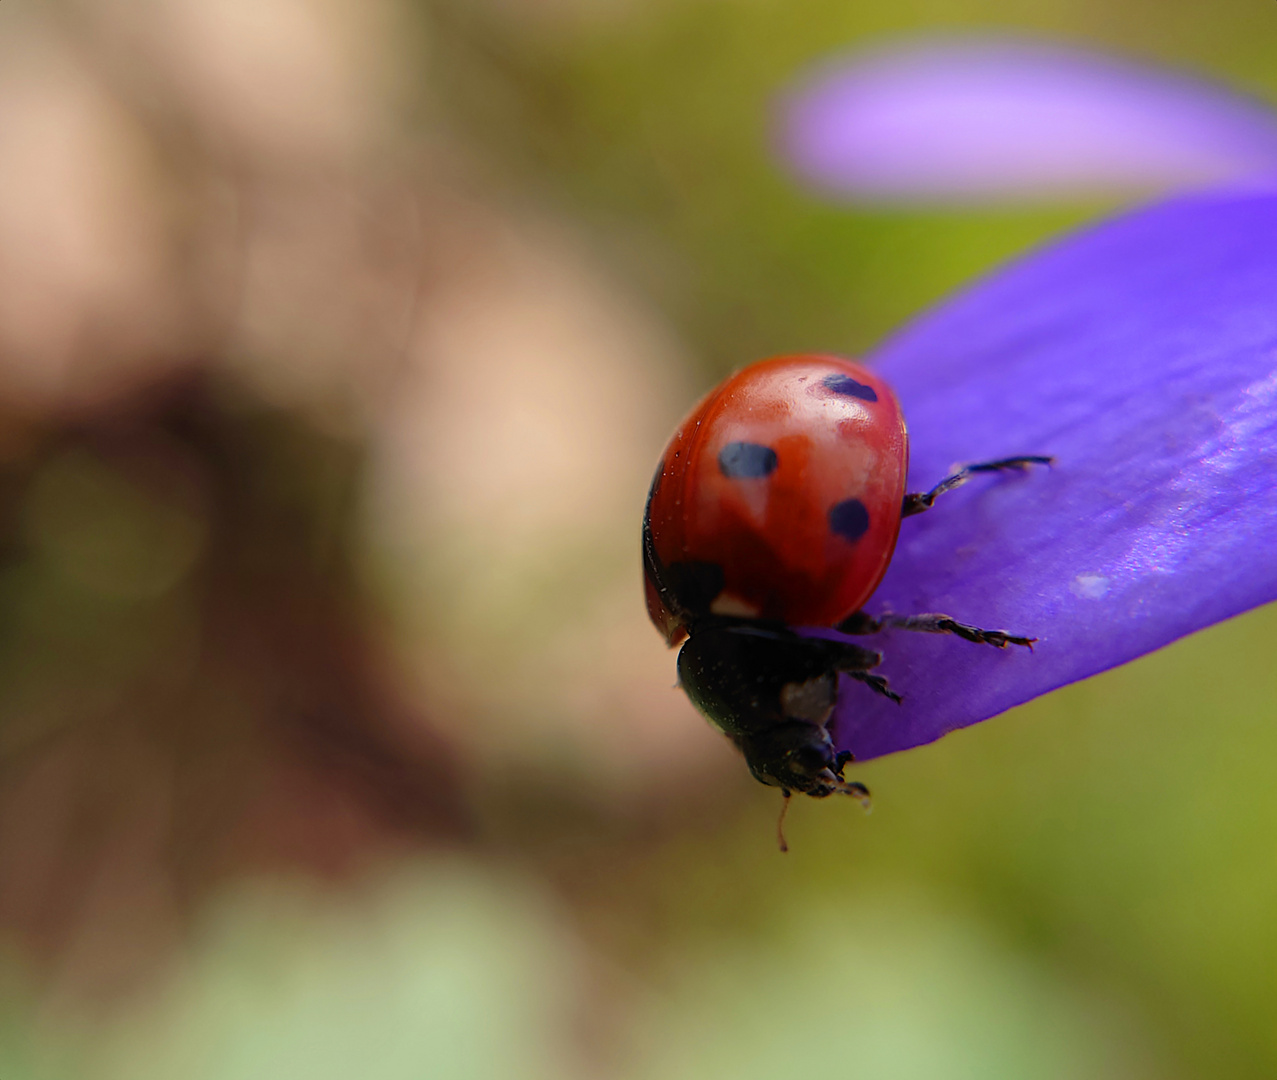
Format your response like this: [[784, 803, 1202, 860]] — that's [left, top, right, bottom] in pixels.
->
[[902, 455, 1053, 517], [835, 608, 1031, 651], [847, 670, 902, 703], [822, 634, 903, 702], [834, 610, 881, 635], [883, 613, 1035, 649]]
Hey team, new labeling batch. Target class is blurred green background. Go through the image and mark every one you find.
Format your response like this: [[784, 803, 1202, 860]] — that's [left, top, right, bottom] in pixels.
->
[[1, 0, 1276, 1077]]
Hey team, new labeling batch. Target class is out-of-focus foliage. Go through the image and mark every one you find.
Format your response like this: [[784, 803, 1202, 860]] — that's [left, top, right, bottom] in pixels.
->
[[1, 0, 1276, 1077]]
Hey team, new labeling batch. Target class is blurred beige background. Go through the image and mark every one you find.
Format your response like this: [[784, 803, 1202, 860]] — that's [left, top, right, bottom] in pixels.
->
[[0, 0, 1276, 1077]]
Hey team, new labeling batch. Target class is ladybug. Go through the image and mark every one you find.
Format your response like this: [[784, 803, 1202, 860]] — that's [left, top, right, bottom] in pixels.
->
[[643, 354, 1049, 817]]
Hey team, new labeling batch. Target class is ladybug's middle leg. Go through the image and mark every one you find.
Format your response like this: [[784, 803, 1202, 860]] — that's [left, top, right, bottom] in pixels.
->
[[888, 613, 1034, 649], [835, 610, 1034, 650], [833, 610, 882, 635], [902, 455, 1052, 517]]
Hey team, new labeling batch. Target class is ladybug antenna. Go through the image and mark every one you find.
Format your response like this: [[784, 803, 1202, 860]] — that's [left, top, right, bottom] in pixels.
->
[[776, 790, 792, 853]]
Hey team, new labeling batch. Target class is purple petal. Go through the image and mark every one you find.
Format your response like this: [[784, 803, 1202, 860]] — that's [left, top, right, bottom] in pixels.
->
[[779, 40, 1277, 201], [829, 190, 1277, 760]]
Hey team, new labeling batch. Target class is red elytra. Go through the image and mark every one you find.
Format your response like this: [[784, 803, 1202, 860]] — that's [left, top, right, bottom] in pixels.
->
[[645, 354, 908, 643]]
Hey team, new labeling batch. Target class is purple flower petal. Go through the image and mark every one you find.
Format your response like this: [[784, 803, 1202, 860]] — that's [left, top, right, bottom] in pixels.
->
[[829, 190, 1277, 760], [779, 40, 1277, 201]]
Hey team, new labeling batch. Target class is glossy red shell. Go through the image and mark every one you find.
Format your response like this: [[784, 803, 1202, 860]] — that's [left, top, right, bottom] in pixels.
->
[[645, 355, 909, 644]]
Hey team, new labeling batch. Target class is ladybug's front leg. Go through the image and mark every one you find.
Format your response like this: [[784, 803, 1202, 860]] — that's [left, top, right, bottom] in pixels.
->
[[902, 455, 1052, 517], [819, 635, 902, 702]]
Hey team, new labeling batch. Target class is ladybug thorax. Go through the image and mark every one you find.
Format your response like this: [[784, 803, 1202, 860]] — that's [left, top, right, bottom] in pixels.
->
[[645, 355, 908, 639]]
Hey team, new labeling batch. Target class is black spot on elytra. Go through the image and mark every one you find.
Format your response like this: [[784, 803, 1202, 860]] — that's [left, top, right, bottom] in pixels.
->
[[718, 442, 778, 479], [822, 374, 878, 402], [665, 561, 725, 614], [829, 498, 871, 542]]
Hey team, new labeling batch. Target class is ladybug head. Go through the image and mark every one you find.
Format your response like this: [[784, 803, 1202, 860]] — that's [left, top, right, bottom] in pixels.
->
[[675, 622, 872, 804], [736, 724, 870, 802]]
